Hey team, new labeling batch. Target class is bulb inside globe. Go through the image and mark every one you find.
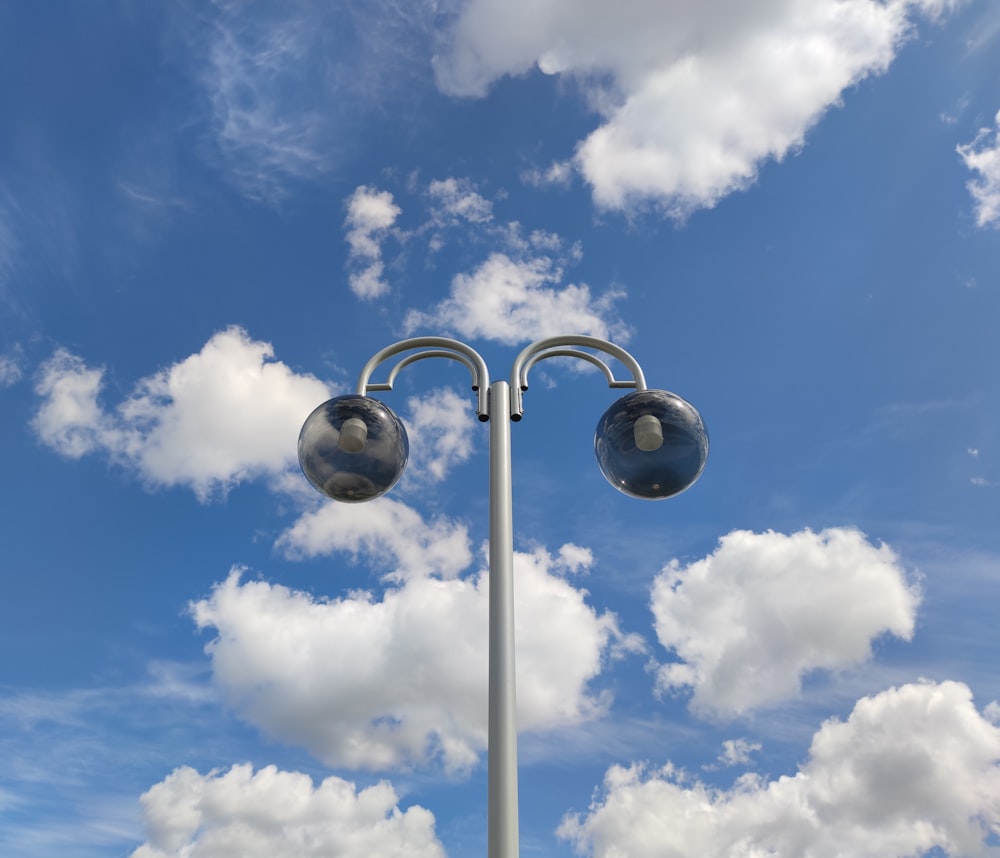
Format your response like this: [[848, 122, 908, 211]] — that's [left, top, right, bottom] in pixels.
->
[[338, 417, 369, 453], [298, 396, 409, 503], [633, 413, 664, 452], [595, 390, 708, 500]]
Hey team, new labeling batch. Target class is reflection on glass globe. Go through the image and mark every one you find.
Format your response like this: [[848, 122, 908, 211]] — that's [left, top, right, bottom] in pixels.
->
[[298, 395, 409, 503], [595, 390, 708, 500]]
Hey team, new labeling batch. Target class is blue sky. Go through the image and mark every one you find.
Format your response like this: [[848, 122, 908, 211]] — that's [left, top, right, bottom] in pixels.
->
[[2, 1, 1000, 855]]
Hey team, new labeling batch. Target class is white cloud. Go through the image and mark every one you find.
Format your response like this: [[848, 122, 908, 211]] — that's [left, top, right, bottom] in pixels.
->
[[559, 680, 1000, 858], [403, 251, 627, 344], [194, 4, 442, 203], [652, 528, 920, 718], [130, 764, 444, 858], [338, 177, 610, 342], [192, 537, 629, 772], [436, 0, 958, 215], [427, 177, 494, 224], [521, 160, 574, 188], [32, 327, 331, 500], [958, 109, 1000, 227], [32, 350, 113, 458], [402, 387, 479, 484], [718, 738, 762, 767], [344, 185, 402, 299], [277, 496, 474, 581], [201, 15, 335, 202]]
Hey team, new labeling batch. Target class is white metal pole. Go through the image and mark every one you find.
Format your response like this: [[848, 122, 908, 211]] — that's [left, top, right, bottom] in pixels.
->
[[487, 379, 519, 858]]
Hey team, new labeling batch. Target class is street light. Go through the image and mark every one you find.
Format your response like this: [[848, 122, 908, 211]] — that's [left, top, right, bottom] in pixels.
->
[[297, 335, 708, 858]]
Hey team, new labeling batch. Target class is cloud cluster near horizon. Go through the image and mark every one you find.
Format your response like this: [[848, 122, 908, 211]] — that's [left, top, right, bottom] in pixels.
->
[[559, 680, 1000, 858], [25, 324, 1000, 854], [125, 682, 1000, 857], [131, 764, 444, 858]]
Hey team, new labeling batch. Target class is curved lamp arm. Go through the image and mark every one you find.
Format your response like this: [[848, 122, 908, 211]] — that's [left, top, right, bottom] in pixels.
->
[[356, 336, 490, 421], [508, 335, 648, 420]]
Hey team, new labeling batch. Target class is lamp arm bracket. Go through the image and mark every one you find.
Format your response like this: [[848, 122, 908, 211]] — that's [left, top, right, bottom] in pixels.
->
[[356, 337, 491, 420], [508, 335, 648, 420]]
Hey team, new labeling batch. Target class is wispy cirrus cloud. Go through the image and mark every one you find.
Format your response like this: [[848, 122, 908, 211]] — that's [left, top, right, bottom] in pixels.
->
[[194, 2, 438, 203], [0, 666, 219, 858], [200, 14, 336, 202]]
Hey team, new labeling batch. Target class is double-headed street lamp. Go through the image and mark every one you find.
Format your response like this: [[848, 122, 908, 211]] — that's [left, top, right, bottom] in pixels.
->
[[297, 335, 708, 858]]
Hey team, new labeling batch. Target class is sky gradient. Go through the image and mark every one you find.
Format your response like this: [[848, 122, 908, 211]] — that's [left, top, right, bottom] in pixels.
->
[[2, 1, 1000, 856]]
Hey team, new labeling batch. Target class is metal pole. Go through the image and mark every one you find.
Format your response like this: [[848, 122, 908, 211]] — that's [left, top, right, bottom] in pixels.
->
[[487, 379, 519, 858]]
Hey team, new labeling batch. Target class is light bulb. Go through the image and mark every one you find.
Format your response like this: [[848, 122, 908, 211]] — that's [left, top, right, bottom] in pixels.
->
[[633, 414, 664, 451], [338, 417, 368, 453]]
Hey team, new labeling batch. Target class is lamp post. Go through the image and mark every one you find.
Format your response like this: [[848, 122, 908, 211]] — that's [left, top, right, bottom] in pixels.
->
[[297, 335, 708, 858]]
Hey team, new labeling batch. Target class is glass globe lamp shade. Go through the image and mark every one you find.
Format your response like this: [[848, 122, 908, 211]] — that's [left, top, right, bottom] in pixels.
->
[[595, 390, 708, 500], [298, 395, 409, 502]]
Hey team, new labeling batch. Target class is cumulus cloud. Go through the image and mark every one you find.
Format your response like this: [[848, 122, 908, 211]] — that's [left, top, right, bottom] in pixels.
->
[[32, 327, 332, 500], [131, 764, 443, 858], [436, 0, 957, 215], [403, 251, 627, 343], [277, 496, 473, 581], [32, 350, 114, 458], [652, 528, 920, 718], [192, 535, 629, 771], [958, 109, 1000, 227], [559, 680, 1000, 858], [344, 185, 402, 299]]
